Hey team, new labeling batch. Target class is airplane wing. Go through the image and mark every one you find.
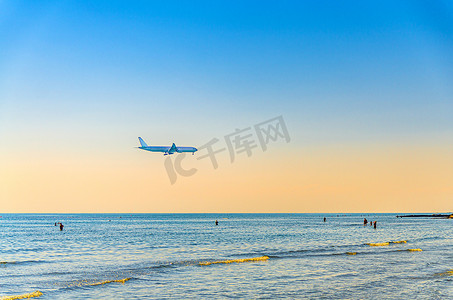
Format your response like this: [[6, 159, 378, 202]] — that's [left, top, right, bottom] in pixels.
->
[[168, 143, 177, 154]]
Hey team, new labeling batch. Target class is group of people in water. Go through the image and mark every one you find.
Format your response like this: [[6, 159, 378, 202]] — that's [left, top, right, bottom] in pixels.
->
[[54, 222, 64, 231], [363, 218, 377, 228], [322, 217, 377, 228]]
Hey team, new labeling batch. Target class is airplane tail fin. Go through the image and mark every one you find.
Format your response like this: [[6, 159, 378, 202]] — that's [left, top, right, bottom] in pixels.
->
[[138, 137, 148, 147]]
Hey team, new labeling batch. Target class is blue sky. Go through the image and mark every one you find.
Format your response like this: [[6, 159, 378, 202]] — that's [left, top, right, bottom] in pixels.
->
[[1, 0, 452, 152], [1, 1, 453, 213]]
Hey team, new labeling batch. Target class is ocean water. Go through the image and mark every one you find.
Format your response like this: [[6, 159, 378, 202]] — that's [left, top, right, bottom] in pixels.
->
[[1, 213, 452, 299]]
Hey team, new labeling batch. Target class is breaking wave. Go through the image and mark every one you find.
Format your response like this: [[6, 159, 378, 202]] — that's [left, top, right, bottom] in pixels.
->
[[199, 256, 269, 266], [366, 242, 390, 246], [0, 291, 42, 300], [366, 240, 408, 247], [66, 277, 131, 288], [434, 269, 453, 276]]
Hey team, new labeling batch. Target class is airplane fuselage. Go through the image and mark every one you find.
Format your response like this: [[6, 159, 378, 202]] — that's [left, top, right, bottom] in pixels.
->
[[137, 137, 197, 155], [138, 146, 197, 154]]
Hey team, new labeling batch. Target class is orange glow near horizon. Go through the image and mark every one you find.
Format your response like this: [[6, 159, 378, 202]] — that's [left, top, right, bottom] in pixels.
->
[[1, 142, 452, 213]]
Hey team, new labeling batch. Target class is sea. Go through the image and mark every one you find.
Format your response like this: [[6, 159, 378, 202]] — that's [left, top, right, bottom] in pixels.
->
[[1, 213, 452, 299]]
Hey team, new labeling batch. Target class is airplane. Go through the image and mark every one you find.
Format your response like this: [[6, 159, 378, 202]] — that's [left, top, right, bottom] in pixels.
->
[[137, 137, 198, 155]]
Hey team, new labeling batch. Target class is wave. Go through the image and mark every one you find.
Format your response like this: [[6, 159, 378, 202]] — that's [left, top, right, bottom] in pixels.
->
[[434, 269, 453, 277], [327, 248, 421, 256], [366, 240, 408, 247], [2, 248, 45, 254], [366, 242, 390, 246], [0, 291, 42, 300], [267, 247, 341, 258], [412, 236, 444, 242], [0, 260, 45, 266], [199, 256, 269, 266], [89, 278, 131, 286], [264, 242, 407, 258], [65, 277, 131, 288], [64, 256, 269, 289]]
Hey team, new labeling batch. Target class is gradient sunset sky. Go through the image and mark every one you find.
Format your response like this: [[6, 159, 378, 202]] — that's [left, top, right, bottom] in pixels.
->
[[1, 1, 452, 213]]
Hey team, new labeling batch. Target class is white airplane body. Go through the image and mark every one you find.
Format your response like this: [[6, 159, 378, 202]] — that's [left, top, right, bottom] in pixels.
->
[[137, 137, 197, 155]]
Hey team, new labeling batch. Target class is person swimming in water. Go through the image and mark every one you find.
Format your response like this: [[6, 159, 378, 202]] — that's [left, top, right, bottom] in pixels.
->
[[373, 221, 377, 229], [59, 223, 64, 231], [363, 218, 368, 225], [323, 217, 326, 222], [215, 220, 218, 226]]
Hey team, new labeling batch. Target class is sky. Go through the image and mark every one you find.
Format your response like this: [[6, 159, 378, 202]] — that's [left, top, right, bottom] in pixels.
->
[[0, 1, 452, 213]]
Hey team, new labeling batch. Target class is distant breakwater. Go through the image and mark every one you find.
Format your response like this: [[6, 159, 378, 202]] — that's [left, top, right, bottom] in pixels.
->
[[396, 214, 453, 219]]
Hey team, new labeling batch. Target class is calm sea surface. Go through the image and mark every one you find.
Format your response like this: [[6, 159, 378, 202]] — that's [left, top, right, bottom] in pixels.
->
[[1, 213, 452, 299]]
